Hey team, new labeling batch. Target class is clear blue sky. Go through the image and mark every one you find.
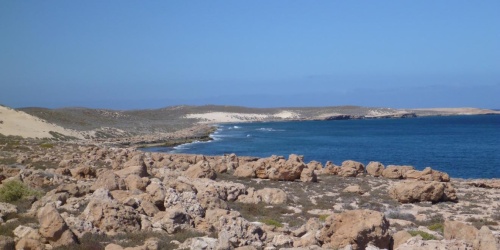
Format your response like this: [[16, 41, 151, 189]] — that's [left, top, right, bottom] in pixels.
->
[[1, 1, 499, 109]]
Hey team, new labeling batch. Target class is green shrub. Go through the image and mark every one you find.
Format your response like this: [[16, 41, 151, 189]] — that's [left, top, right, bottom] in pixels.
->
[[428, 223, 444, 233], [0, 181, 39, 202], [408, 230, 436, 240], [260, 218, 283, 228], [39, 143, 54, 148]]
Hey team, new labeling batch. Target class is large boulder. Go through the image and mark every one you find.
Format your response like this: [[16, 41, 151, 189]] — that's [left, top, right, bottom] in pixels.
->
[[382, 165, 414, 179], [389, 181, 457, 203], [268, 154, 306, 181], [444, 221, 499, 250], [184, 161, 216, 180], [366, 162, 384, 177], [164, 188, 205, 219], [405, 167, 450, 182], [292, 218, 322, 247], [237, 188, 287, 205], [300, 167, 317, 182], [318, 210, 391, 250], [70, 164, 96, 179], [115, 164, 149, 179], [37, 203, 77, 247], [80, 189, 141, 235], [90, 170, 126, 191], [322, 161, 340, 175], [391, 231, 412, 249], [188, 177, 246, 202], [217, 215, 266, 249], [340, 160, 365, 177], [151, 208, 193, 234], [233, 164, 256, 178]]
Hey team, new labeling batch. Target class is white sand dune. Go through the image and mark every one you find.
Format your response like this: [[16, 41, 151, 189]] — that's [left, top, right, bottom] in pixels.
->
[[0, 106, 83, 139], [185, 110, 302, 123], [185, 112, 269, 123]]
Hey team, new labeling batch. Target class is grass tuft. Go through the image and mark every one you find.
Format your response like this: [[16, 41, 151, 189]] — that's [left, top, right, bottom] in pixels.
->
[[260, 218, 283, 228], [408, 230, 436, 240]]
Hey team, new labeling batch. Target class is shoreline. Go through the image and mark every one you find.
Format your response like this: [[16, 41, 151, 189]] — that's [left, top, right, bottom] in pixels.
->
[[142, 115, 500, 180]]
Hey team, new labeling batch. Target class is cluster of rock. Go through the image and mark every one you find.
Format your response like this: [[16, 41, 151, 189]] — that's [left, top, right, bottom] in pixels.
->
[[233, 156, 457, 204], [0, 143, 498, 249]]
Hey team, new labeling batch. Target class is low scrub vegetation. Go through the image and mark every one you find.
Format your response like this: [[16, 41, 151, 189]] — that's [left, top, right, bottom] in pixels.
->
[[0, 180, 40, 202], [408, 230, 437, 240]]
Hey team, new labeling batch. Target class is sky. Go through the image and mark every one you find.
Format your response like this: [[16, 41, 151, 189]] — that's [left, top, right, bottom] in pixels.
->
[[1, 1, 499, 109]]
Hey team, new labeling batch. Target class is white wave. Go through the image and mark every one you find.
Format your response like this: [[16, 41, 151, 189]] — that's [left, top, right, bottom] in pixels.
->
[[256, 128, 284, 132]]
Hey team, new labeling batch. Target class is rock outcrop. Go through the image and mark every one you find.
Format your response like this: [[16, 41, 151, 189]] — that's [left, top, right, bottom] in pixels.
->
[[318, 210, 391, 250], [237, 188, 287, 204], [389, 181, 457, 203], [366, 161, 384, 177], [37, 203, 77, 247]]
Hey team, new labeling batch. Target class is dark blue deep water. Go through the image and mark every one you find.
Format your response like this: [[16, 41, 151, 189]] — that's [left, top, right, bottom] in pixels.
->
[[144, 115, 500, 179]]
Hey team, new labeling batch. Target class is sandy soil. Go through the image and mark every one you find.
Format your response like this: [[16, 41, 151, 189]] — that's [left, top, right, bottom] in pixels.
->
[[0, 106, 83, 139]]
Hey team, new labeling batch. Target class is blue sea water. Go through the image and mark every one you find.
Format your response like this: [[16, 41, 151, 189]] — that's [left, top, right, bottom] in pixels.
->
[[144, 115, 500, 179]]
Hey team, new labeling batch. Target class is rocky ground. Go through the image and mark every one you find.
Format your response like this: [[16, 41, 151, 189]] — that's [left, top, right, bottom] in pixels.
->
[[0, 135, 499, 250]]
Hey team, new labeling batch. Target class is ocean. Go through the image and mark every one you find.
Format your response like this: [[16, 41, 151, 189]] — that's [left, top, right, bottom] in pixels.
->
[[143, 115, 500, 179]]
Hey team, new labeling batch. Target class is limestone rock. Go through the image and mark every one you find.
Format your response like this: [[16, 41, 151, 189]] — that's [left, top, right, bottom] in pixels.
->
[[55, 183, 90, 197], [124, 174, 149, 191], [164, 188, 205, 219], [217, 215, 265, 249], [70, 164, 96, 180], [115, 164, 149, 179], [366, 162, 384, 177], [151, 208, 193, 234], [237, 188, 287, 205], [234, 164, 256, 178], [396, 236, 473, 250], [0, 202, 17, 222], [323, 161, 340, 175], [389, 181, 457, 203], [475, 226, 499, 250], [90, 170, 126, 191], [340, 160, 365, 177], [268, 154, 306, 181], [14, 226, 44, 250], [382, 165, 414, 179], [145, 180, 167, 208], [444, 221, 487, 249], [179, 237, 217, 250], [80, 189, 141, 235], [272, 234, 294, 248], [342, 185, 365, 195], [307, 161, 323, 171], [292, 218, 322, 247], [405, 167, 450, 182], [300, 167, 317, 182], [318, 210, 391, 250], [391, 231, 412, 249], [184, 161, 216, 180], [37, 203, 77, 247]]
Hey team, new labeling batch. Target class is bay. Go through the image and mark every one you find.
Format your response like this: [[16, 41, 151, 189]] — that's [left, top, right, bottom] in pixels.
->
[[144, 115, 500, 179]]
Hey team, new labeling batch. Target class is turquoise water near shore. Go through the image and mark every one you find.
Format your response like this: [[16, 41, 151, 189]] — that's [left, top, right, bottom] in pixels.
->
[[144, 115, 500, 179]]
